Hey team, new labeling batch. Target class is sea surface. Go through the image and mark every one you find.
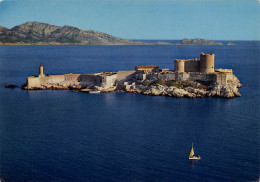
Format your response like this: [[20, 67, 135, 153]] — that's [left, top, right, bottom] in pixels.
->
[[0, 41, 259, 182]]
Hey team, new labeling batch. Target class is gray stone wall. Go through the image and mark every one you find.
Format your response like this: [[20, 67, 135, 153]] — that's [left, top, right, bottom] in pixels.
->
[[158, 72, 176, 81], [101, 74, 117, 88], [187, 73, 215, 82]]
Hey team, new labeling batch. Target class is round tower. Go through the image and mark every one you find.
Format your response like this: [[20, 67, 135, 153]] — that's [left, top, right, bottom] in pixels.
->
[[39, 64, 45, 76], [174, 59, 185, 73], [200, 53, 215, 73]]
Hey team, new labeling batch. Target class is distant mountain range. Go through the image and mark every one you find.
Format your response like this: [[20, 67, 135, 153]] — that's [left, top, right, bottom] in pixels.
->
[[0, 22, 226, 46], [0, 22, 170, 45]]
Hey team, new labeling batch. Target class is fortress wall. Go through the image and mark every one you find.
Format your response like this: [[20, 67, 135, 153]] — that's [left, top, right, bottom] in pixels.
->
[[101, 74, 118, 88], [26, 74, 104, 89], [184, 61, 200, 72], [135, 66, 159, 72], [27, 75, 66, 89], [175, 73, 215, 82], [214, 72, 235, 85], [215, 69, 233, 74], [215, 74, 227, 84], [146, 73, 159, 81], [116, 71, 136, 81], [27, 77, 41, 88], [135, 72, 146, 81], [226, 73, 235, 81], [101, 70, 137, 89], [77, 74, 102, 87], [64, 74, 81, 81], [188, 73, 215, 82], [158, 72, 176, 81], [43, 75, 66, 84], [175, 72, 190, 81]]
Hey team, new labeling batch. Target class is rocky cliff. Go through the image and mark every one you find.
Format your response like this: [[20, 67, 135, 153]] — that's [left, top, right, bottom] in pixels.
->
[[119, 77, 242, 98], [0, 22, 169, 45], [0, 26, 8, 33]]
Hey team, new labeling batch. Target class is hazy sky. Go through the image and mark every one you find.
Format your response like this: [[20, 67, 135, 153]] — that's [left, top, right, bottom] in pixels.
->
[[0, 0, 259, 40]]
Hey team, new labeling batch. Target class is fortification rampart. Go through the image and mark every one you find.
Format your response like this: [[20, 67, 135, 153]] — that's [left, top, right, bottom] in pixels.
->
[[99, 71, 135, 88], [101, 74, 117, 88], [171, 72, 215, 82], [25, 66, 136, 90], [27, 74, 81, 89], [23, 52, 241, 98], [138, 71, 233, 85], [174, 53, 215, 73], [215, 69, 233, 74], [135, 66, 159, 73], [27, 76, 41, 88], [184, 60, 200, 72], [25, 55, 235, 90], [158, 72, 176, 81], [116, 71, 136, 81]]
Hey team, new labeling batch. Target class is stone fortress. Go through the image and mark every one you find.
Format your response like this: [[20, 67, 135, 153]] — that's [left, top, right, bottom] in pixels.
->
[[175, 53, 215, 73], [172, 53, 234, 85], [24, 53, 242, 98]]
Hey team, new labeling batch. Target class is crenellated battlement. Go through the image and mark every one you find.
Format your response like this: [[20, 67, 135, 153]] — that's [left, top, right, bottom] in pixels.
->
[[174, 53, 215, 73]]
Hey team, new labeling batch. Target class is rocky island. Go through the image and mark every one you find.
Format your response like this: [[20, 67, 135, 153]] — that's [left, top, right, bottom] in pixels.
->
[[226, 42, 236, 46], [23, 53, 242, 98], [178, 38, 223, 45], [0, 22, 170, 45]]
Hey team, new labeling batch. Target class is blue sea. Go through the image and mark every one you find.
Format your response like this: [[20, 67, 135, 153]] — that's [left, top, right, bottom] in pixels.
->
[[0, 41, 259, 182]]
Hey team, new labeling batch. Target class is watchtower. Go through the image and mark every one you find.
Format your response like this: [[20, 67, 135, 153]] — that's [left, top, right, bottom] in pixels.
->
[[200, 53, 215, 73], [174, 59, 185, 73]]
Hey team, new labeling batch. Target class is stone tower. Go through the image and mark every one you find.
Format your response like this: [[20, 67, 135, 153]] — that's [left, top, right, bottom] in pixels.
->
[[39, 64, 45, 77], [174, 59, 185, 73], [200, 53, 215, 73]]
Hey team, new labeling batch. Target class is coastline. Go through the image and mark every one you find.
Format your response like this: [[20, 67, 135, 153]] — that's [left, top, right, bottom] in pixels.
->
[[0, 42, 172, 46]]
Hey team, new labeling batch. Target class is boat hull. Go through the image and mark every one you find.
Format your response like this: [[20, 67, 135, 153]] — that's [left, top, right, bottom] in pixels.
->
[[189, 156, 201, 160], [5, 84, 18, 88], [89, 91, 100, 94]]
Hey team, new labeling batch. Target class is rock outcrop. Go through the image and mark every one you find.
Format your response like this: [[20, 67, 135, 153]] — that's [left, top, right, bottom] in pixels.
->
[[116, 76, 242, 98], [178, 38, 223, 45], [0, 26, 8, 34]]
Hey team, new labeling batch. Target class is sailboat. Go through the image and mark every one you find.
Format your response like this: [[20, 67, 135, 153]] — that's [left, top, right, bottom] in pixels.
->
[[189, 143, 201, 160]]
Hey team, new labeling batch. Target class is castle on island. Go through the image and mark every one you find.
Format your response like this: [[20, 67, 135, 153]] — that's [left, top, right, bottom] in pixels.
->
[[135, 53, 227, 73], [174, 53, 215, 73], [25, 53, 236, 91], [134, 52, 233, 85]]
